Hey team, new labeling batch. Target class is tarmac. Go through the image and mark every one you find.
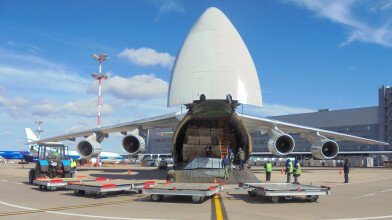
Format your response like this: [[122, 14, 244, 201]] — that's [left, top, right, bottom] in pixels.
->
[[0, 163, 391, 220]]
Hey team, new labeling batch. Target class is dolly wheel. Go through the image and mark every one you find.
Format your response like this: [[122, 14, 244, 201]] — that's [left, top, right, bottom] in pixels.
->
[[271, 196, 281, 203], [306, 195, 319, 202], [192, 196, 203, 203], [151, 194, 163, 202], [248, 190, 257, 197]]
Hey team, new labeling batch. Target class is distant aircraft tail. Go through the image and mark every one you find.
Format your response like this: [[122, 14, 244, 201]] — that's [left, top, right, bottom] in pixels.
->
[[25, 128, 39, 155]]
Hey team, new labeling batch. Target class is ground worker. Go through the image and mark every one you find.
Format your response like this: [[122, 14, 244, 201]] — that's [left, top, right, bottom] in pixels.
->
[[293, 159, 301, 184], [286, 159, 293, 183], [70, 158, 77, 177], [52, 151, 59, 159], [221, 155, 231, 180], [238, 148, 245, 171], [229, 151, 235, 171], [344, 159, 350, 183], [166, 169, 176, 182], [264, 160, 272, 182]]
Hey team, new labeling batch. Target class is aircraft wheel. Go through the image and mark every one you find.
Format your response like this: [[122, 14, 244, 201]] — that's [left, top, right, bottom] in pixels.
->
[[151, 194, 164, 202]]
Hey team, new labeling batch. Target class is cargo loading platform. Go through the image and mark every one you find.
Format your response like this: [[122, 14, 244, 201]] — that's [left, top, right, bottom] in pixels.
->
[[145, 182, 224, 203], [240, 182, 331, 203], [33, 176, 96, 190], [67, 179, 156, 197]]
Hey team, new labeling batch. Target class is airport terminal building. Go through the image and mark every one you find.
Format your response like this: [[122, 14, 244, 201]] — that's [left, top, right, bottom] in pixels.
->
[[146, 86, 392, 156]]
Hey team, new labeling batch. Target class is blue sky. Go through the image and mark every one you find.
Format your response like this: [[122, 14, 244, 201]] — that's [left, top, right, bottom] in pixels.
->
[[0, 0, 391, 152]]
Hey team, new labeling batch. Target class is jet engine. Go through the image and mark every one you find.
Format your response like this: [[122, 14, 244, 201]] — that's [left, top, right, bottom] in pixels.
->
[[311, 139, 339, 159], [121, 134, 146, 155], [76, 139, 102, 158], [267, 129, 295, 156]]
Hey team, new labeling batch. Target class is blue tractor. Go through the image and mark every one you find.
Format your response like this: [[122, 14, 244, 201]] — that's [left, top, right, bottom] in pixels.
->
[[28, 143, 72, 184]]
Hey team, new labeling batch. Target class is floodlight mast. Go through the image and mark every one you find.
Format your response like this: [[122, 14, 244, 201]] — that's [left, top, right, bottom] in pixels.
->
[[91, 53, 109, 167], [91, 53, 109, 129], [34, 121, 43, 140]]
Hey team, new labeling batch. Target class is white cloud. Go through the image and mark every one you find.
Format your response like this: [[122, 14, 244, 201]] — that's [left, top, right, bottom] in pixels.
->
[[0, 96, 29, 107], [0, 131, 11, 136], [65, 124, 87, 133], [89, 75, 168, 100], [158, 0, 185, 14], [119, 48, 175, 68], [32, 98, 114, 117], [152, 0, 185, 22], [0, 50, 90, 95], [288, 0, 392, 48], [0, 87, 30, 118]]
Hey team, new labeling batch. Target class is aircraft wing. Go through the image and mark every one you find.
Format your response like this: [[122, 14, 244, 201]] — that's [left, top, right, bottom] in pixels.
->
[[240, 114, 389, 145], [29, 113, 181, 144]]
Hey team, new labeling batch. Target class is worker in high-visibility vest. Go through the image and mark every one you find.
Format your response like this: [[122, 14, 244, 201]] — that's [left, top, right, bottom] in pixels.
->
[[286, 159, 293, 183], [264, 160, 272, 182], [70, 158, 77, 177], [293, 159, 301, 184], [71, 159, 77, 170]]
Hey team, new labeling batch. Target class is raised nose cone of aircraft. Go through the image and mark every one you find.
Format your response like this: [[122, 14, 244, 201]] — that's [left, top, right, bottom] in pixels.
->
[[168, 7, 262, 107]]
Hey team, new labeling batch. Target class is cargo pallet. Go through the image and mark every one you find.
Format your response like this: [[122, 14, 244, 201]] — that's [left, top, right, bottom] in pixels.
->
[[144, 182, 224, 203], [240, 182, 331, 203], [67, 179, 156, 197], [33, 177, 96, 190]]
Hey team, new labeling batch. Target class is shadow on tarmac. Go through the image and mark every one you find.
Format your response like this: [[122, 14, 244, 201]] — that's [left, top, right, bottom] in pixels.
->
[[225, 192, 318, 204]]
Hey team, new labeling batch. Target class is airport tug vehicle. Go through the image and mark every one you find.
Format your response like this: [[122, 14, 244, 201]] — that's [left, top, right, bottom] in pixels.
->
[[28, 143, 77, 190]]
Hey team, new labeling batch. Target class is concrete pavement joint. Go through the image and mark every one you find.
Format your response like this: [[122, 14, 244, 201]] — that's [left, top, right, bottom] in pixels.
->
[[331, 177, 392, 186]]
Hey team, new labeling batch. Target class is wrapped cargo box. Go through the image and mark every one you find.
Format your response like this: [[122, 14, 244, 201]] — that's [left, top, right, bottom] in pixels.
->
[[187, 136, 200, 145]]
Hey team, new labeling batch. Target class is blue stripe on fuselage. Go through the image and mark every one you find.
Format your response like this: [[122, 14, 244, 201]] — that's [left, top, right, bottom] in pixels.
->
[[0, 151, 30, 160]]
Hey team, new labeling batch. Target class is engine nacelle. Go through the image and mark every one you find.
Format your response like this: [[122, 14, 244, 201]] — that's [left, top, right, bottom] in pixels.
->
[[121, 134, 146, 155], [311, 139, 339, 159], [76, 139, 102, 158], [267, 131, 295, 156]]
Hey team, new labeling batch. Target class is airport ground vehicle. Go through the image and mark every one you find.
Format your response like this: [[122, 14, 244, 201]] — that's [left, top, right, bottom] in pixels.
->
[[33, 176, 95, 190], [67, 179, 156, 197], [240, 182, 331, 203], [145, 182, 224, 203], [28, 143, 73, 184]]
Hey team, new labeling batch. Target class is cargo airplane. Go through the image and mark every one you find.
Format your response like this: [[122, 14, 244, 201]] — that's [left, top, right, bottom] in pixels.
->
[[29, 8, 388, 167]]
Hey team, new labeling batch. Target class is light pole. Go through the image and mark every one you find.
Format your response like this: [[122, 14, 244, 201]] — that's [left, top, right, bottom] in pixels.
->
[[34, 121, 43, 139], [91, 53, 109, 166]]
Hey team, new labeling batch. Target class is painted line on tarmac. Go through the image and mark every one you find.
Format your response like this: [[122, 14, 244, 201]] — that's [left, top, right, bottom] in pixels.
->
[[211, 193, 228, 220], [0, 197, 174, 219], [0, 180, 9, 182], [10, 181, 22, 185], [331, 177, 392, 186], [352, 193, 376, 199], [0, 200, 37, 211], [381, 189, 392, 192], [322, 214, 392, 220]]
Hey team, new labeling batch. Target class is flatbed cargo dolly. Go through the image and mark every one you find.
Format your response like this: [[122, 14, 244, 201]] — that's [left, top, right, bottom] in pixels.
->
[[144, 183, 224, 203], [240, 182, 331, 203], [67, 179, 156, 197], [33, 176, 96, 190]]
